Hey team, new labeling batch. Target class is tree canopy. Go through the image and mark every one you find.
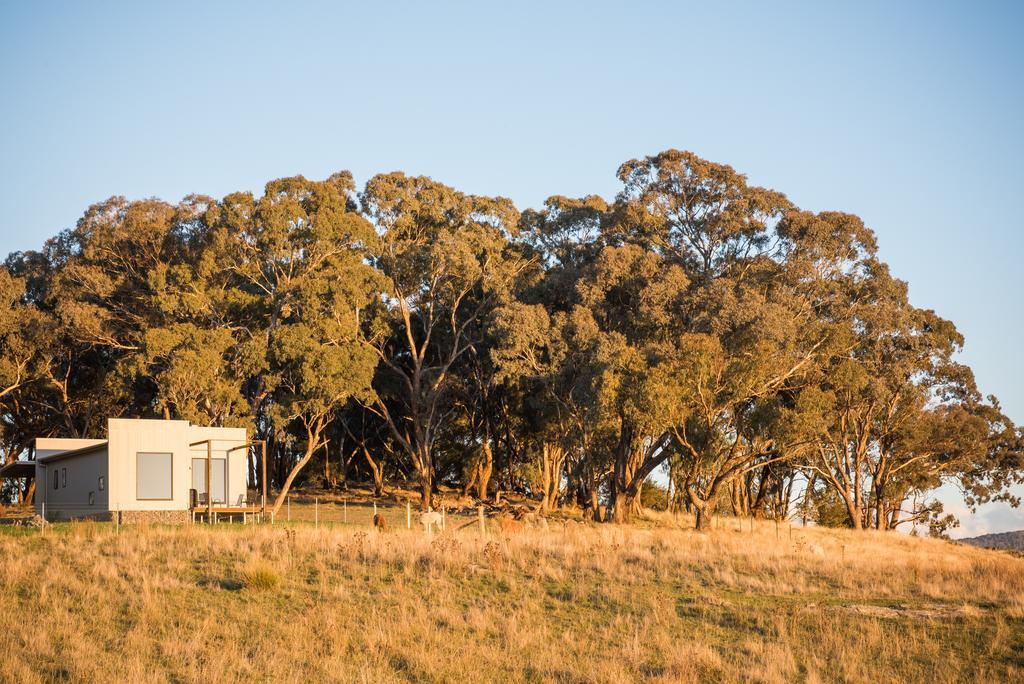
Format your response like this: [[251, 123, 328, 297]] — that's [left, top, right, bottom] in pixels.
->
[[2, 150, 1020, 531]]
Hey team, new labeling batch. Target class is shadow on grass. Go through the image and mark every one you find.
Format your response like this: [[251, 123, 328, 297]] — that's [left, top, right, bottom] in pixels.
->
[[197, 576, 243, 591]]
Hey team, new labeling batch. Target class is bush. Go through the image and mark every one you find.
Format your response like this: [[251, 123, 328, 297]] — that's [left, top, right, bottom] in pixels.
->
[[640, 481, 669, 511]]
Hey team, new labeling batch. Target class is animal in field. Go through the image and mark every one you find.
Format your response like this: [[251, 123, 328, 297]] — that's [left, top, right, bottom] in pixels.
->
[[420, 510, 443, 534], [498, 515, 524, 534], [372, 513, 388, 532]]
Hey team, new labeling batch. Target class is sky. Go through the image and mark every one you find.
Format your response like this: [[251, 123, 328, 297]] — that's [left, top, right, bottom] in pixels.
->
[[1, 1, 1021, 535]]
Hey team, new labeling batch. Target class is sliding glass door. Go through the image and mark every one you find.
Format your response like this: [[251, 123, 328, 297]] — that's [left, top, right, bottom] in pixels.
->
[[191, 457, 227, 504]]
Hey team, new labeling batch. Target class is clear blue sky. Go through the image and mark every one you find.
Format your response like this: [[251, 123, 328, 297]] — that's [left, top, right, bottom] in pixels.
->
[[2, 1, 1021, 534]]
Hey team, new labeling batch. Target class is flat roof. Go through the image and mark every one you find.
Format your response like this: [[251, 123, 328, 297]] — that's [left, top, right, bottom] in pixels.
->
[[0, 461, 35, 478], [36, 441, 108, 464]]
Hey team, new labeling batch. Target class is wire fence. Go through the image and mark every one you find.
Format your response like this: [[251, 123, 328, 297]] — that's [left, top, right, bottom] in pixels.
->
[[276, 496, 488, 533], [2, 496, 496, 535]]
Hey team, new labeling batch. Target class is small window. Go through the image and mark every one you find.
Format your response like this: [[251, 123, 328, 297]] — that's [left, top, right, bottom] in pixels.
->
[[136, 452, 173, 500], [53, 470, 58, 490], [98, 475, 105, 491], [62, 468, 67, 488], [88, 491, 96, 506]]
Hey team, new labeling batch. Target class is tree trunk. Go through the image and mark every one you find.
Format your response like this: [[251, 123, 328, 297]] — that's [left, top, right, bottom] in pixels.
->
[[363, 447, 384, 497], [689, 483, 721, 532], [548, 449, 567, 510], [540, 443, 566, 511], [478, 441, 493, 501], [845, 498, 864, 530], [695, 505, 710, 531], [270, 422, 323, 516], [461, 461, 478, 498], [611, 489, 636, 524], [323, 439, 334, 488], [540, 443, 552, 510], [730, 478, 748, 517], [610, 423, 636, 523], [419, 469, 432, 510], [631, 481, 644, 516]]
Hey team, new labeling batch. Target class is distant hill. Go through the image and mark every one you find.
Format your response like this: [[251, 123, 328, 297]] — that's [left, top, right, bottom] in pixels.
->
[[958, 530, 1024, 552]]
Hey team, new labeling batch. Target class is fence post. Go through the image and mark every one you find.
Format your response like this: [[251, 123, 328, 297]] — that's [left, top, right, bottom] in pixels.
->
[[478, 505, 485, 537], [406, 501, 411, 529], [373, 500, 377, 519], [344, 498, 347, 524], [271, 510, 275, 525], [441, 506, 446, 531], [41, 502, 45, 536], [287, 495, 291, 522], [315, 497, 319, 529]]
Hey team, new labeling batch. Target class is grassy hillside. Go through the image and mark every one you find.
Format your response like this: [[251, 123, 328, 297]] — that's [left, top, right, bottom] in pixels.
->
[[1, 507, 1022, 683]]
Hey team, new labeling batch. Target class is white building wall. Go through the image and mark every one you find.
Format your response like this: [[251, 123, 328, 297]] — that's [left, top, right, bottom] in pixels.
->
[[106, 419, 250, 512], [106, 418, 192, 511], [33, 420, 251, 517]]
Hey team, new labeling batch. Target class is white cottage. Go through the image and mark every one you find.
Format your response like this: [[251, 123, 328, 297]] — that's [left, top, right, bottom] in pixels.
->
[[32, 418, 266, 523]]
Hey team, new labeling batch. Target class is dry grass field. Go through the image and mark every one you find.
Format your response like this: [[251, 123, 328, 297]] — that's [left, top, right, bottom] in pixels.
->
[[1, 504, 1022, 683]]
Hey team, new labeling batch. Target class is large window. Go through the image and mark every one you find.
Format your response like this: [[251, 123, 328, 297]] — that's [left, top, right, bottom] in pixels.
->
[[191, 457, 227, 505], [136, 452, 173, 500]]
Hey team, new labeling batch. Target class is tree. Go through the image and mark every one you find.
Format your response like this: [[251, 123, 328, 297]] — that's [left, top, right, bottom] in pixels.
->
[[784, 208, 1023, 529], [359, 173, 524, 509], [0, 269, 43, 402], [607, 151, 823, 528], [136, 324, 255, 426], [2, 149, 1017, 529], [211, 173, 380, 514], [571, 244, 690, 523], [493, 195, 612, 515]]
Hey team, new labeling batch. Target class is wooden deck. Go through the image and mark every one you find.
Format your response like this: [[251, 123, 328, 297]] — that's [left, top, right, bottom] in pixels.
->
[[190, 506, 265, 524]]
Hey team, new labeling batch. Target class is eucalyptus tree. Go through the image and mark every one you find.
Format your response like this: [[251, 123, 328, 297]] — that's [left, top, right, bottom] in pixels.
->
[[209, 173, 380, 514], [491, 301, 580, 510], [1, 148, 1016, 529], [492, 195, 613, 514], [47, 197, 197, 355], [771, 206, 1023, 529], [870, 401, 1015, 531], [0, 269, 42, 402], [794, 289, 1020, 530], [136, 323, 255, 426], [570, 244, 692, 523], [0, 268, 48, 502], [131, 195, 259, 426], [359, 173, 524, 509], [607, 150, 828, 528], [4, 201, 188, 437]]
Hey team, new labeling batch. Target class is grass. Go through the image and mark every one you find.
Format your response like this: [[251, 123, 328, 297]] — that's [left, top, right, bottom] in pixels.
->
[[239, 561, 281, 591], [0, 506, 1021, 683]]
